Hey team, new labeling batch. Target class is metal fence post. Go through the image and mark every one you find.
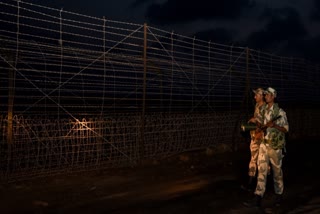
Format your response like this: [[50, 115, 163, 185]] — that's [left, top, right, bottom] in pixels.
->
[[8, 62, 14, 145], [140, 23, 147, 162], [246, 47, 250, 107]]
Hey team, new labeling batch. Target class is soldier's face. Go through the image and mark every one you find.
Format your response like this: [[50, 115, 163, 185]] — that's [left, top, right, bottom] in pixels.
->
[[254, 93, 263, 102], [264, 93, 274, 103]]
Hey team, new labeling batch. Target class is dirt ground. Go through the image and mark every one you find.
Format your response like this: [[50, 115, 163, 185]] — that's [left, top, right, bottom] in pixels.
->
[[1, 137, 319, 214]]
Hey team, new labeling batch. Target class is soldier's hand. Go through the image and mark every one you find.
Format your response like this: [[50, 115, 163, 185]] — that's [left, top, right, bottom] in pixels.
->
[[254, 130, 263, 140], [248, 117, 256, 123], [256, 122, 262, 128], [266, 121, 274, 127]]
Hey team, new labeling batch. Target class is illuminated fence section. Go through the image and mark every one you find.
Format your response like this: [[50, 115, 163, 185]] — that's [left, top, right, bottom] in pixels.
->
[[0, 115, 141, 174], [0, 112, 238, 178], [0, 0, 319, 180]]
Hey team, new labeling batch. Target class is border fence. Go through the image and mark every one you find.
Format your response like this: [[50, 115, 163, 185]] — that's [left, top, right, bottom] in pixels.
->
[[0, 0, 319, 181]]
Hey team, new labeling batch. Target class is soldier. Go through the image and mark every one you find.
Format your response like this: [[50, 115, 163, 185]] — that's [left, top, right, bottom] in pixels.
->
[[241, 88, 266, 191], [243, 87, 289, 207]]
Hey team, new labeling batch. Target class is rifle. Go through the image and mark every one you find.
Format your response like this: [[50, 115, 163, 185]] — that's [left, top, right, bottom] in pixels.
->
[[241, 115, 282, 132]]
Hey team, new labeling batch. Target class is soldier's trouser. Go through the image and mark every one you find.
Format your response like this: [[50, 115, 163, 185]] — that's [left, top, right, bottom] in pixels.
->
[[248, 137, 260, 177], [255, 143, 284, 197]]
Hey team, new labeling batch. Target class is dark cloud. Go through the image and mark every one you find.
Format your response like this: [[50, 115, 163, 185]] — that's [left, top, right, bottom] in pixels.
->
[[286, 36, 320, 62], [242, 6, 320, 63], [130, 0, 151, 8], [310, 0, 320, 21], [246, 7, 308, 52], [145, 0, 253, 25], [193, 28, 234, 45], [303, 36, 320, 62]]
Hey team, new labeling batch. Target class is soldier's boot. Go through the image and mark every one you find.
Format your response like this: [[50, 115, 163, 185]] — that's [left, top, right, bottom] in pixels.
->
[[274, 194, 283, 207]]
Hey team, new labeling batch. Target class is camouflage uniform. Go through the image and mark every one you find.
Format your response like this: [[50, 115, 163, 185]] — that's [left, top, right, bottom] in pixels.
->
[[248, 103, 265, 177], [255, 103, 289, 197]]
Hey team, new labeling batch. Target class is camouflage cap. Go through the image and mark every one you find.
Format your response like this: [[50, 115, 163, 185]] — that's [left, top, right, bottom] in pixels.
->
[[264, 87, 277, 97], [252, 88, 264, 95]]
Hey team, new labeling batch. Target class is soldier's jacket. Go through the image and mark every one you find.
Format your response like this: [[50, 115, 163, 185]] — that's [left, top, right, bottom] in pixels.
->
[[262, 103, 289, 150], [250, 103, 266, 141]]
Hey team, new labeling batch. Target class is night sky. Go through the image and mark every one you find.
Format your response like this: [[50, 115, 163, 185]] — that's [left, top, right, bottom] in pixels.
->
[[29, 0, 320, 63]]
